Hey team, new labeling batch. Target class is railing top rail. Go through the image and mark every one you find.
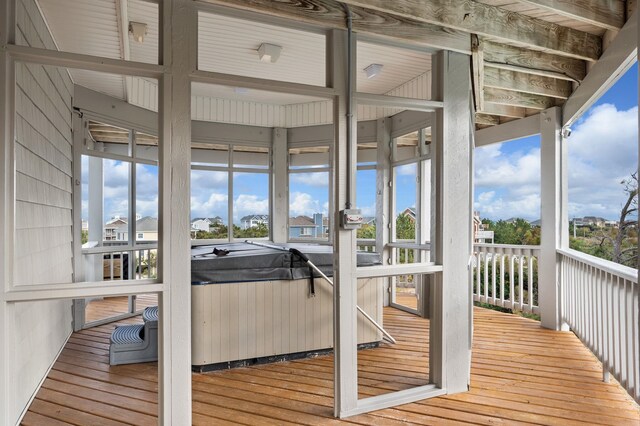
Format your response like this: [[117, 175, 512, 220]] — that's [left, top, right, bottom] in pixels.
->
[[387, 242, 431, 250], [473, 244, 540, 256], [82, 244, 158, 255], [558, 247, 638, 283]]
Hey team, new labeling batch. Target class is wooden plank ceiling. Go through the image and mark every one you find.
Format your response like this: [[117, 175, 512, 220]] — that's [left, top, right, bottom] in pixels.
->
[[204, 0, 634, 129]]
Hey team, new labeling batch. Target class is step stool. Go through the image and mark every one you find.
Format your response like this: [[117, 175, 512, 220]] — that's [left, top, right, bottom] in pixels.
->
[[109, 306, 158, 365]]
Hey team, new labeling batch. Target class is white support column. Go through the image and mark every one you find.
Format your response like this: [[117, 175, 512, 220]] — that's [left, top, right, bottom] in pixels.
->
[[271, 127, 288, 243], [328, 29, 359, 418], [0, 0, 16, 421], [158, 0, 193, 423], [539, 106, 566, 330], [431, 50, 473, 394], [375, 118, 391, 306]]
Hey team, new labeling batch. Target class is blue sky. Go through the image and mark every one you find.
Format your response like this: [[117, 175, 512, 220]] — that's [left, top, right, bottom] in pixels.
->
[[475, 62, 638, 221]]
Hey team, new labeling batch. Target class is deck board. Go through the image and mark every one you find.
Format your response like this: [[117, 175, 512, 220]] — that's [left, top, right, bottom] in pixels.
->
[[22, 299, 640, 425]]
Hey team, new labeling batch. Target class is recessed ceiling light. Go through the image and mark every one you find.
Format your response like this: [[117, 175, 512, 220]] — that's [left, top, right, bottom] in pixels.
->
[[364, 63, 384, 79], [258, 43, 282, 63]]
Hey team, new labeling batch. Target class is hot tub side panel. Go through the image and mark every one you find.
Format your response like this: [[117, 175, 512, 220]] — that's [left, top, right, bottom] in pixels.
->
[[191, 278, 383, 366]]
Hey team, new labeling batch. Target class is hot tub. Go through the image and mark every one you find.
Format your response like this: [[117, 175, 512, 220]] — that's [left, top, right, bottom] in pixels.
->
[[191, 242, 384, 370]]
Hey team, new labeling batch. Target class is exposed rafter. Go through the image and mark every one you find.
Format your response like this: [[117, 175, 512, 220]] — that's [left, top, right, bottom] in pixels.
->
[[517, 0, 625, 31], [484, 87, 560, 110], [475, 113, 499, 126], [339, 0, 602, 60], [200, 0, 470, 54], [471, 35, 484, 112], [478, 103, 527, 119], [484, 68, 572, 99], [483, 41, 587, 82]]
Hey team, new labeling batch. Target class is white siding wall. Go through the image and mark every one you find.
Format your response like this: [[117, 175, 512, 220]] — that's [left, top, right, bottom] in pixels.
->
[[11, 0, 74, 422]]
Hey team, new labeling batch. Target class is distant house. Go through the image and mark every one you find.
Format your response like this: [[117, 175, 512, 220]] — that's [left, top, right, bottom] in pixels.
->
[[573, 216, 607, 228], [114, 216, 158, 241], [191, 217, 223, 232], [583, 216, 606, 227], [400, 207, 416, 222], [473, 211, 494, 243], [289, 213, 327, 238], [240, 214, 269, 230], [104, 216, 127, 241]]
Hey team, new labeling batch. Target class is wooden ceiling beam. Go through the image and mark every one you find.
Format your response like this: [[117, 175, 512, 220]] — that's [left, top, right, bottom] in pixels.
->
[[517, 0, 625, 31], [471, 35, 484, 111], [200, 0, 470, 54], [339, 0, 601, 60], [484, 67, 572, 99], [478, 103, 527, 118], [483, 41, 587, 82], [475, 113, 499, 126], [484, 87, 560, 110]]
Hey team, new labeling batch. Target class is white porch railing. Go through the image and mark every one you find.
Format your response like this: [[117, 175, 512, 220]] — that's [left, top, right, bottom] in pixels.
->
[[471, 243, 540, 314], [82, 242, 158, 281], [356, 239, 376, 252], [559, 248, 639, 403]]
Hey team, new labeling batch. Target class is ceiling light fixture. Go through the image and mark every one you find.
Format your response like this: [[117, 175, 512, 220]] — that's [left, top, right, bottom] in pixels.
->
[[258, 43, 282, 63], [129, 22, 148, 43], [364, 63, 384, 79]]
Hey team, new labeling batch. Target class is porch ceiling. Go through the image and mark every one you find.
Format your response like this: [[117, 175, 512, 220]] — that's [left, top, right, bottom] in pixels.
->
[[203, 0, 635, 129], [35, 0, 636, 129]]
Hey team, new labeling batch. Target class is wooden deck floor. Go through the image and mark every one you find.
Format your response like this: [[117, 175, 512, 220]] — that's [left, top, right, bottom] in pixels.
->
[[22, 300, 640, 425], [85, 294, 158, 323]]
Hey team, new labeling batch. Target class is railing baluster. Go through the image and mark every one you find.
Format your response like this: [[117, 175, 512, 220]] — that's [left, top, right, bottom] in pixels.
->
[[499, 255, 505, 307], [518, 256, 524, 311], [527, 256, 533, 311]]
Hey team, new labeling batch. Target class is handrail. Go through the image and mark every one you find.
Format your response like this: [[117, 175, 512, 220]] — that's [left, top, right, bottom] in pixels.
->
[[82, 243, 158, 255], [558, 249, 639, 403], [557, 247, 637, 282]]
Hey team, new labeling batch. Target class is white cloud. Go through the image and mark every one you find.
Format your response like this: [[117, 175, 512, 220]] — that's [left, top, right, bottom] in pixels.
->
[[190, 192, 228, 219], [359, 202, 376, 217], [474, 103, 638, 221], [233, 194, 268, 220], [396, 163, 417, 176], [290, 172, 329, 187], [567, 104, 637, 219], [289, 192, 325, 216]]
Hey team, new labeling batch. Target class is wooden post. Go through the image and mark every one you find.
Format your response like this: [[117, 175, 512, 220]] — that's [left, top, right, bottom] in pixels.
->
[[375, 118, 391, 305], [0, 0, 16, 422], [272, 127, 288, 243], [539, 106, 565, 330], [328, 28, 359, 418], [158, 0, 194, 423], [431, 50, 473, 394]]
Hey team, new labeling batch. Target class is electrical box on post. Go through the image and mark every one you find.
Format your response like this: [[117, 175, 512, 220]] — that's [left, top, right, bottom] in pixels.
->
[[340, 209, 363, 230]]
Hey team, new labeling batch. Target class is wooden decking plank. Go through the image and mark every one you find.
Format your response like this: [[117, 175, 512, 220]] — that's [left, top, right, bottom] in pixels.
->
[[27, 398, 130, 426], [22, 300, 640, 425], [34, 387, 156, 426], [48, 369, 158, 403], [470, 375, 637, 409], [20, 411, 74, 426], [42, 378, 158, 416]]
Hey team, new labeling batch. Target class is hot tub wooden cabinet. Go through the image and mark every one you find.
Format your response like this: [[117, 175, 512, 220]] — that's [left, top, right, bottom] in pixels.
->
[[190, 243, 383, 369]]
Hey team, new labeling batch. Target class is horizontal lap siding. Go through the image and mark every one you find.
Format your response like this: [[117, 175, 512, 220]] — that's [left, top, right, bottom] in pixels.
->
[[11, 0, 75, 423]]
